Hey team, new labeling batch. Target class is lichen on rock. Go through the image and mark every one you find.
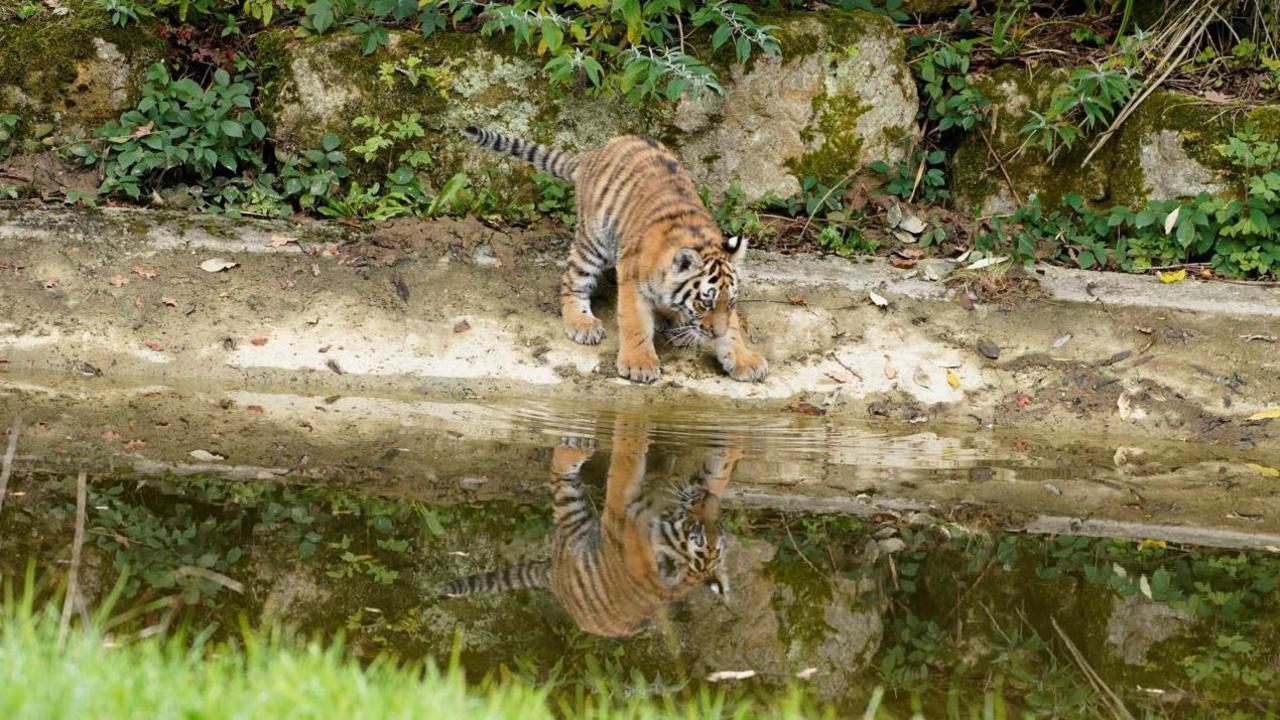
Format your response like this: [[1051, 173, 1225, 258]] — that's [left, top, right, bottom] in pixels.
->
[[679, 10, 918, 201]]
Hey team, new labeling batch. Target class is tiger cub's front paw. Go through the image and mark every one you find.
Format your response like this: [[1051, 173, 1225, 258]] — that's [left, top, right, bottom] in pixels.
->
[[617, 349, 661, 384], [564, 315, 606, 345], [723, 349, 769, 383], [552, 439, 595, 474]]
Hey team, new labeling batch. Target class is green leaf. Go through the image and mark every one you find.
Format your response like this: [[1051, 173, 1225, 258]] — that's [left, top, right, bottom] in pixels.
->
[[308, 0, 335, 33], [214, 68, 231, 86], [322, 133, 341, 152], [220, 120, 244, 138]]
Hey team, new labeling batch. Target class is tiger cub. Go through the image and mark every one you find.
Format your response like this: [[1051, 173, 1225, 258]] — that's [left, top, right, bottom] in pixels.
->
[[440, 421, 741, 638], [462, 127, 769, 384]]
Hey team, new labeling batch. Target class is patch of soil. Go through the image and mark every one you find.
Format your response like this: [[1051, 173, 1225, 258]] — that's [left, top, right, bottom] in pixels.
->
[[0, 152, 98, 197]]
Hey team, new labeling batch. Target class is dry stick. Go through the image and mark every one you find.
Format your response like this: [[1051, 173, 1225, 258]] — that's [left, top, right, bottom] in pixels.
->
[[0, 414, 21, 524], [1052, 616, 1136, 720], [1082, 3, 1214, 166], [59, 469, 88, 649], [977, 124, 1023, 207]]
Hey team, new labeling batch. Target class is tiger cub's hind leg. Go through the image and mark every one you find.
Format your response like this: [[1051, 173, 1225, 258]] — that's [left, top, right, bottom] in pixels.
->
[[560, 224, 607, 345]]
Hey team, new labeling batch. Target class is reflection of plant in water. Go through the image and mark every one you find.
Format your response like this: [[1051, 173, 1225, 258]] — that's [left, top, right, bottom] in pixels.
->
[[78, 484, 247, 605]]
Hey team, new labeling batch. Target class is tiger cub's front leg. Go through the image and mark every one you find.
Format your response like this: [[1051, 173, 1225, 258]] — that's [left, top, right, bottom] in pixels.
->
[[715, 309, 769, 382], [615, 279, 661, 383], [560, 225, 606, 345]]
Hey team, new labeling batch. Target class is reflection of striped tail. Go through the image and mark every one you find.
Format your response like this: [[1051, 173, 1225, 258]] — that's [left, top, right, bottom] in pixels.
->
[[439, 561, 551, 598], [461, 126, 580, 182]]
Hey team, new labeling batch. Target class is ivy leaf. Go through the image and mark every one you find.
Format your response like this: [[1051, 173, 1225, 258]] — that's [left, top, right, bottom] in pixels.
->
[[308, 0, 335, 33]]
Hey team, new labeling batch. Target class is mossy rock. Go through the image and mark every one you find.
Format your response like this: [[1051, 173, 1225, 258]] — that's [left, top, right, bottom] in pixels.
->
[[0, 1, 165, 143], [951, 64, 1278, 214], [255, 28, 661, 196], [675, 9, 917, 201], [258, 8, 917, 203]]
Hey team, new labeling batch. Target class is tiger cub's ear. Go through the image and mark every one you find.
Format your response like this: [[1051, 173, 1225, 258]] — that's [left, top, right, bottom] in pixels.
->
[[671, 247, 703, 276], [724, 235, 747, 265]]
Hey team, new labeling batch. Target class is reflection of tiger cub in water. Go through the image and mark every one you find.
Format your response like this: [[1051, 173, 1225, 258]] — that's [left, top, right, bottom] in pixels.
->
[[462, 127, 768, 384], [440, 422, 741, 638]]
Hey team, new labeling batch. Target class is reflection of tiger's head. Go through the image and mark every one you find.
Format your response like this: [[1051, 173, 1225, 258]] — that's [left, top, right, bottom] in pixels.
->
[[655, 483, 730, 600]]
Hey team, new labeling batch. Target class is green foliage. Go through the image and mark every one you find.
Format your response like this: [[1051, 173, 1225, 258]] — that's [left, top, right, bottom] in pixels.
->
[[532, 171, 576, 227], [1019, 62, 1139, 157], [0, 113, 17, 159], [909, 36, 989, 132], [980, 127, 1280, 278], [835, 0, 907, 23], [870, 147, 948, 204], [701, 182, 767, 239]]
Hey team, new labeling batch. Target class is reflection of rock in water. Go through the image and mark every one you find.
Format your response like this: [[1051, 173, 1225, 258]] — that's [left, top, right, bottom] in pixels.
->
[[440, 423, 739, 638], [1105, 594, 1195, 665], [682, 536, 885, 699]]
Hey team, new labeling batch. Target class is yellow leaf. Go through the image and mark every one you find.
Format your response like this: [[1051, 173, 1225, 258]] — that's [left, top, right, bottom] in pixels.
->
[[1138, 538, 1167, 551], [1246, 464, 1280, 478], [946, 371, 960, 389], [1248, 407, 1280, 421], [1158, 269, 1186, 284]]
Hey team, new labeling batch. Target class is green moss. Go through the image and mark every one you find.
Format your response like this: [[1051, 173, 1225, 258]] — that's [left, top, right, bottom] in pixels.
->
[[0, 0, 163, 132], [767, 8, 889, 60], [789, 93, 868, 181]]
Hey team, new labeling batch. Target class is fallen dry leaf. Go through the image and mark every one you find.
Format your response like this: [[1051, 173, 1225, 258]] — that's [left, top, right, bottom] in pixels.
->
[[883, 355, 898, 380], [246, 405, 265, 415], [41, 277, 57, 289], [108, 275, 130, 287], [1163, 207, 1180, 235], [311, 263, 321, 277], [1248, 407, 1280, 421], [162, 297, 178, 307], [145, 342, 164, 352], [1158, 269, 1187, 284], [1051, 333, 1072, 349], [102, 430, 122, 441], [946, 370, 961, 389], [189, 449, 225, 462], [889, 256, 917, 270], [453, 319, 472, 333], [707, 670, 756, 682], [250, 336, 268, 346], [123, 439, 146, 450], [869, 290, 889, 308], [200, 258, 238, 273], [1016, 393, 1031, 407], [824, 372, 847, 384], [786, 294, 807, 307], [1245, 463, 1280, 478], [265, 234, 298, 248], [132, 264, 157, 279]]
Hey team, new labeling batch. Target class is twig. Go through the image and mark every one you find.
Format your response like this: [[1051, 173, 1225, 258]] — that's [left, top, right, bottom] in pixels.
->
[[1052, 616, 1136, 720], [0, 414, 20, 524], [800, 170, 857, 239], [1083, 3, 1215, 166], [59, 469, 88, 649], [977, 124, 1023, 206]]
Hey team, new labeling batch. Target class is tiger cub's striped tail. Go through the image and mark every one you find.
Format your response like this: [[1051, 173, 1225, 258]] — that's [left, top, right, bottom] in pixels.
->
[[462, 127, 580, 182], [439, 560, 551, 598]]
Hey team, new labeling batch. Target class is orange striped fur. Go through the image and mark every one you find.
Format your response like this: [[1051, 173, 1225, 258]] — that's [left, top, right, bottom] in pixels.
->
[[463, 128, 768, 383], [440, 422, 741, 638]]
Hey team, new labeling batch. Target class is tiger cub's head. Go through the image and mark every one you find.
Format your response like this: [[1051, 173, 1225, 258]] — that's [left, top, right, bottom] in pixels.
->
[[659, 233, 748, 345], [656, 485, 731, 601]]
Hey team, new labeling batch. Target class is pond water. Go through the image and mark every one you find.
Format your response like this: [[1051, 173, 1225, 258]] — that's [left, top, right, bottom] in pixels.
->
[[2, 399, 1278, 717]]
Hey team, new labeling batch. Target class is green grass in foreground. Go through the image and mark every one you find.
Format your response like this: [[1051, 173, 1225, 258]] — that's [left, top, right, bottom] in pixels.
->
[[0, 576, 842, 720]]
